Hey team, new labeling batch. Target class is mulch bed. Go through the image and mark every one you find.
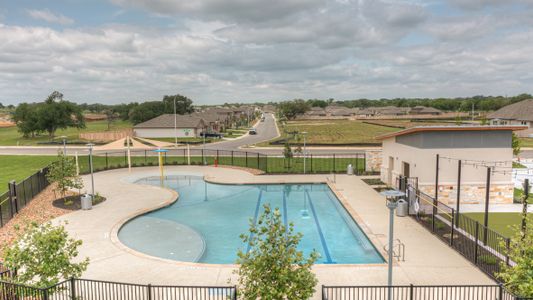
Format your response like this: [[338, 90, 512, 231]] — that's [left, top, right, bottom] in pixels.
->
[[0, 184, 104, 255], [52, 194, 106, 211]]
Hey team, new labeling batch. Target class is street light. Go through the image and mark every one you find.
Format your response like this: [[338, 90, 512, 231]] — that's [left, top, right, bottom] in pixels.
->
[[302, 132, 307, 174], [87, 143, 95, 198], [203, 126, 207, 165], [173, 96, 178, 147], [59, 135, 67, 155], [380, 189, 405, 300]]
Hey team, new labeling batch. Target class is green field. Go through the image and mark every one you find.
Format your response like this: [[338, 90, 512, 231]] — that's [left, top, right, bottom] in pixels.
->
[[0, 153, 366, 194], [519, 137, 533, 148], [0, 156, 59, 194], [263, 120, 399, 146], [463, 212, 533, 238], [0, 120, 132, 146]]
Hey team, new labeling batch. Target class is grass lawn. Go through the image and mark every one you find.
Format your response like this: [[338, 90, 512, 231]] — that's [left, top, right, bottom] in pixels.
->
[[463, 212, 533, 238], [151, 137, 215, 144], [0, 120, 132, 146], [514, 188, 532, 203], [512, 161, 526, 168], [519, 137, 533, 148], [0, 155, 59, 194], [262, 120, 399, 146], [224, 129, 247, 138]]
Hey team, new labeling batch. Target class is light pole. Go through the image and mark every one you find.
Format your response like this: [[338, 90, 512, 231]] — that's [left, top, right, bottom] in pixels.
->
[[60, 135, 67, 155], [302, 131, 307, 174], [380, 189, 405, 300], [87, 143, 95, 198], [173, 96, 178, 147], [203, 126, 207, 165]]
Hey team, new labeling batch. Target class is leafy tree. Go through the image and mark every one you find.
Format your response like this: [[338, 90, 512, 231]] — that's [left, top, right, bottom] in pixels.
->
[[283, 141, 293, 159], [129, 101, 166, 124], [46, 153, 84, 203], [38, 95, 85, 138], [2, 222, 89, 288], [307, 99, 328, 108], [497, 224, 533, 297], [512, 133, 521, 157], [278, 99, 310, 120], [162, 94, 194, 115], [235, 204, 318, 300], [13, 103, 40, 137], [104, 109, 118, 131], [0, 102, 4, 108]]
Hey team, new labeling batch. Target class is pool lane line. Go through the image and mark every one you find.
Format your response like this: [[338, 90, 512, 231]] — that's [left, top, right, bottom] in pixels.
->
[[246, 189, 263, 253], [282, 190, 288, 228], [305, 190, 334, 264]]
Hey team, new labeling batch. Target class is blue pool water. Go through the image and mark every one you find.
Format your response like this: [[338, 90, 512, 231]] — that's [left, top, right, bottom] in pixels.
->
[[118, 176, 384, 264]]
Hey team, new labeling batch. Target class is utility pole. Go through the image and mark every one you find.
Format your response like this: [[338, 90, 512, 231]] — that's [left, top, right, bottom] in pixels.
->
[[174, 96, 178, 147]]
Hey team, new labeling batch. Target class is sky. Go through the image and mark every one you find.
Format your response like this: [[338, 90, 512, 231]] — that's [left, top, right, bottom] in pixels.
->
[[1, 0, 533, 105]]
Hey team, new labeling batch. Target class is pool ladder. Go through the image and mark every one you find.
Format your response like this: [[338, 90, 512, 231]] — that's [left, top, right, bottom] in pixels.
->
[[383, 239, 405, 262]]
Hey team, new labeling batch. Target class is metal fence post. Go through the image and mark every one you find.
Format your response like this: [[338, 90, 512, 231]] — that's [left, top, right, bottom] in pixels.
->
[[231, 151, 234, 166], [265, 155, 268, 173], [202, 149, 204, 164], [474, 221, 479, 264], [433, 154, 439, 233], [310, 154, 313, 173], [147, 284, 152, 300], [124, 150, 127, 165], [43, 288, 49, 300], [409, 284, 414, 300], [257, 153, 260, 169], [105, 152, 108, 169], [505, 238, 510, 266], [246, 152, 248, 168], [144, 150, 147, 164], [450, 208, 455, 246], [498, 284, 503, 300], [70, 277, 76, 300], [333, 154, 336, 173], [8, 180, 17, 217]]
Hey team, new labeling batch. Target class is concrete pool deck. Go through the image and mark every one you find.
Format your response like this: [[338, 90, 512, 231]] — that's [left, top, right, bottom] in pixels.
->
[[54, 166, 493, 298]]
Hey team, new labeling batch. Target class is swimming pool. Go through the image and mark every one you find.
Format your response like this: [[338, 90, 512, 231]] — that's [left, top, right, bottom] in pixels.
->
[[118, 175, 384, 264]]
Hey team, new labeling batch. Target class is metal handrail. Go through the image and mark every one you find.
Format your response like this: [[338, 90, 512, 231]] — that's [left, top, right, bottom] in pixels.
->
[[383, 238, 405, 262]]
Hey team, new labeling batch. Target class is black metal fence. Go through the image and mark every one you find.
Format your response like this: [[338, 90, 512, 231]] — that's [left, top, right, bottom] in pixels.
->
[[0, 167, 50, 228], [0, 277, 237, 300], [396, 176, 512, 282], [74, 148, 367, 175], [322, 285, 533, 300]]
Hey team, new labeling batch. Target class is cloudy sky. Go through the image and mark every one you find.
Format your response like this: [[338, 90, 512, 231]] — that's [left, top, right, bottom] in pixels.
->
[[1, 0, 532, 105]]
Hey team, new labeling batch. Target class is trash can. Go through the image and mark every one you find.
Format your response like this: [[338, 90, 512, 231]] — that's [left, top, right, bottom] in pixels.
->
[[347, 164, 354, 175], [396, 199, 408, 217], [81, 194, 93, 210]]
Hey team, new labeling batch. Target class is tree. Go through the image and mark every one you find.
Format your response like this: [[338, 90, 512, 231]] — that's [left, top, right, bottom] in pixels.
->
[[235, 204, 318, 300], [2, 222, 89, 288], [46, 153, 84, 203], [283, 141, 293, 159], [512, 133, 521, 157], [162, 94, 194, 115], [278, 99, 310, 120], [37, 96, 85, 138], [104, 109, 118, 131], [129, 101, 166, 124], [13, 103, 40, 137], [497, 224, 533, 297]]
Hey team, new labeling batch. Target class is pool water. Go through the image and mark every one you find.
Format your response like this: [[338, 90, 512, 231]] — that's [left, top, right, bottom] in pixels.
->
[[118, 175, 384, 264]]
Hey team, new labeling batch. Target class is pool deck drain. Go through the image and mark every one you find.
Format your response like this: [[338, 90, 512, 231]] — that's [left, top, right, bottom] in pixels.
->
[[53, 166, 495, 300]]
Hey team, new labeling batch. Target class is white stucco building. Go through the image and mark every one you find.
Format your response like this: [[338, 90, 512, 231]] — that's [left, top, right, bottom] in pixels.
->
[[377, 126, 525, 205]]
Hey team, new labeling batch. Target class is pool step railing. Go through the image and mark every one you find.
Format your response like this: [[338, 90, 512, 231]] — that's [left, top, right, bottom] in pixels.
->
[[383, 239, 405, 262]]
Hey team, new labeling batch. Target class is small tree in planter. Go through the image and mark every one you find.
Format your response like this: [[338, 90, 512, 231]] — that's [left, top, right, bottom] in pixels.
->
[[235, 204, 318, 300], [2, 222, 89, 288], [497, 225, 533, 297], [46, 152, 84, 204]]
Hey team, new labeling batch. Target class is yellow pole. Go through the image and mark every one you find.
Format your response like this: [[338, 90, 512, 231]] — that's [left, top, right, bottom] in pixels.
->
[[187, 143, 191, 165]]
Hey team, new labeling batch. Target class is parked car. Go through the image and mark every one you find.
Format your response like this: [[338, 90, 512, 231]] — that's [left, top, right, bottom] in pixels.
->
[[249, 128, 257, 135], [200, 132, 223, 138]]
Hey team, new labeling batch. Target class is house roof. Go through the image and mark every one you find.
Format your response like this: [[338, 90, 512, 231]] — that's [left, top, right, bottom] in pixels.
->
[[330, 107, 354, 116], [376, 125, 527, 140], [191, 112, 223, 123], [410, 106, 443, 114], [487, 99, 533, 122], [134, 114, 205, 129]]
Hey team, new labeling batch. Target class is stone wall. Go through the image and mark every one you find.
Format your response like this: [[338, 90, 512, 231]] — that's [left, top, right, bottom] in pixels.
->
[[365, 149, 382, 173], [418, 183, 514, 205]]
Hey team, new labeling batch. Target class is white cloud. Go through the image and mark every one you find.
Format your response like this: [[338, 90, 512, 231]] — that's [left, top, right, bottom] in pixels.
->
[[27, 9, 74, 25]]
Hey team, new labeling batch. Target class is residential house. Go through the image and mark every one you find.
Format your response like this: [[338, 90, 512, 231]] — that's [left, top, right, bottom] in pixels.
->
[[488, 99, 533, 137], [409, 106, 443, 115], [134, 114, 206, 138]]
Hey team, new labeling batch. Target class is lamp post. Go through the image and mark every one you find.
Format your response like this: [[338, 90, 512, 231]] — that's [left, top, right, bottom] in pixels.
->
[[380, 189, 405, 300], [87, 143, 95, 198], [302, 131, 307, 174], [203, 126, 207, 165], [173, 96, 178, 147], [60, 135, 67, 155]]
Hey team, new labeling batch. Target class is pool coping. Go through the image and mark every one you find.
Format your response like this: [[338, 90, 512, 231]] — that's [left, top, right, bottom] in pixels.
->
[[109, 172, 390, 269]]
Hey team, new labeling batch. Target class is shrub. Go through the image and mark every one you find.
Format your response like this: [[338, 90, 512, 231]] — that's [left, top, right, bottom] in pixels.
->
[[234, 204, 318, 299]]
